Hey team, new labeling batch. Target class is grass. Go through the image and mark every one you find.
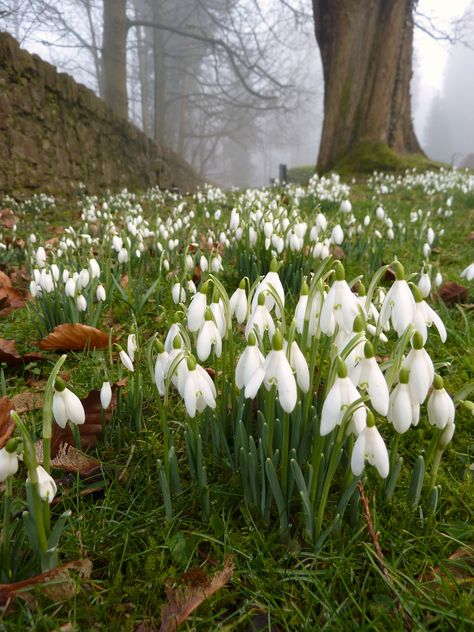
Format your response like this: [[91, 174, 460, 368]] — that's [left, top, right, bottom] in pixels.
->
[[0, 172, 473, 631]]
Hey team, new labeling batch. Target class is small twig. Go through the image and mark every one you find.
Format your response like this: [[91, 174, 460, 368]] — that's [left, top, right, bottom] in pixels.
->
[[357, 481, 412, 631]]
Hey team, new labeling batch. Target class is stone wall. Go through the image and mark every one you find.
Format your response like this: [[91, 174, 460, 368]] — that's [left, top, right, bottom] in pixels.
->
[[0, 32, 201, 196]]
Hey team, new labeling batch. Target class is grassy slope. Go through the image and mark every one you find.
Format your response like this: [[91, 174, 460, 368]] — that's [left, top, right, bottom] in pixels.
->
[[0, 178, 473, 632]]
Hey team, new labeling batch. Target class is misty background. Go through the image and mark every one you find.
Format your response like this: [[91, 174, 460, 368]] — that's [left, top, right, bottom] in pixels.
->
[[1, 0, 473, 186]]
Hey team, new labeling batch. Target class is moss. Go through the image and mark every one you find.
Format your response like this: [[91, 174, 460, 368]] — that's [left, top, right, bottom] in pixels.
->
[[332, 140, 445, 175]]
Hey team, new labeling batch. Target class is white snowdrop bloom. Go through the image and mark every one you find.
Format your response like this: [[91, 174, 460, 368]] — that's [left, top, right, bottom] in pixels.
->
[[418, 271, 431, 298], [184, 254, 194, 271], [118, 248, 128, 264], [230, 210, 240, 230], [412, 287, 446, 343], [53, 380, 86, 429], [172, 282, 186, 305], [96, 284, 106, 302], [340, 199, 352, 213], [351, 414, 389, 478], [287, 340, 310, 392], [197, 310, 222, 361], [229, 282, 248, 324], [252, 260, 285, 316], [461, 262, 474, 281], [29, 280, 41, 298], [127, 333, 137, 363], [76, 294, 87, 312], [320, 358, 366, 436], [375, 206, 385, 220], [214, 209, 221, 220], [211, 256, 223, 273], [0, 444, 19, 482], [316, 213, 327, 231], [264, 221, 273, 238], [182, 357, 216, 418], [163, 259, 170, 271], [188, 283, 208, 332], [51, 263, 60, 282], [427, 375, 455, 430], [235, 227, 243, 240], [62, 269, 70, 283], [164, 323, 183, 354], [245, 332, 297, 414], [249, 226, 258, 247], [40, 271, 54, 293], [153, 341, 169, 397], [89, 258, 101, 279], [387, 228, 394, 240], [363, 215, 371, 226], [187, 280, 196, 295], [199, 255, 208, 272], [289, 232, 301, 251], [245, 293, 276, 341], [331, 224, 344, 245], [235, 334, 265, 390], [387, 369, 419, 433], [374, 229, 382, 239], [403, 332, 434, 404], [379, 262, 416, 336], [112, 235, 123, 252], [423, 243, 431, 259], [210, 299, 227, 338], [29, 233, 37, 244], [78, 268, 90, 290], [35, 246, 47, 268], [320, 263, 360, 335], [312, 242, 323, 258], [427, 227, 435, 245], [119, 348, 134, 372], [65, 277, 76, 297], [349, 342, 389, 416], [438, 421, 455, 449], [32, 466, 57, 503], [434, 272, 443, 288], [100, 381, 112, 409]]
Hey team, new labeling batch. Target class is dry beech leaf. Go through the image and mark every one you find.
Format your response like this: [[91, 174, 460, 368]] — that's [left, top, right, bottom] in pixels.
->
[[35, 441, 101, 477], [0, 338, 44, 366], [0, 208, 19, 229], [39, 324, 109, 351], [51, 383, 121, 455], [0, 396, 15, 449], [11, 391, 44, 414], [120, 274, 129, 288], [160, 555, 234, 632], [332, 245, 345, 260], [0, 559, 92, 606], [420, 546, 474, 583], [0, 271, 12, 288], [0, 286, 25, 316], [437, 282, 468, 306]]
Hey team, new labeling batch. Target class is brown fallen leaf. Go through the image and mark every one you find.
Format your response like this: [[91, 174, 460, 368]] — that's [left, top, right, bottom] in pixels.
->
[[0, 271, 12, 288], [437, 281, 469, 306], [160, 555, 234, 632], [420, 546, 474, 583], [35, 441, 101, 477], [39, 323, 109, 351], [0, 559, 92, 606], [0, 208, 19, 229], [0, 396, 15, 449], [0, 338, 45, 366], [120, 274, 129, 288], [11, 391, 44, 414], [332, 245, 345, 260], [0, 286, 25, 316]]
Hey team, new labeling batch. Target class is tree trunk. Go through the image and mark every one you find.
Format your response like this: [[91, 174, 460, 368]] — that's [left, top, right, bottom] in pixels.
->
[[102, 0, 128, 120], [313, 0, 423, 172], [153, 1, 167, 145]]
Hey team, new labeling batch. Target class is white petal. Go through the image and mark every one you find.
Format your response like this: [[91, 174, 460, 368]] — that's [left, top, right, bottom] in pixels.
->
[[351, 433, 366, 476]]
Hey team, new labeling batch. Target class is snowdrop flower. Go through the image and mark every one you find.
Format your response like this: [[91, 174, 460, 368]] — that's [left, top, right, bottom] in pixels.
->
[[182, 356, 216, 418], [316, 212, 327, 231], [199, 255, 208, 272], [349, 342, 389, 416], [387, 228, 394, 240], [35, 246, 47, 268], [340, 199, 352, 213], [438, 420, 455, 450], [112, 235, 123, 252], [210, 298, 226, 338], [434, 271, 443, 288], [423, 243, 431, 259], [51, 263, 60, 282], [154, 341, 169, 396], [379, 262, 416, 336], [320, 357, 366, 436], [118, 248, 128, 264], [187, 280, 197, 295], [376, 206, 385, 220], [235, 333, 265, 390], [89, 258, 101, 279], [412, 285, 446, 343], [351, 411, 389, 478], [245, 292, 275, 341], [32, 466, 57, 503], [172, 282, 186, 305], [96, 284, 106, 302], [40, 270, 54, 293], [78, 269, 90, 290], [230, 210, 240, 230], [0, 440, 19, 481], [320, 262, 360, 335], [245, 331, 297, 413], [427, 374, 455, 430], [418, 270, 431, 298], [164, 321, 184, 354], [127, 334, 137, 363], [211, 256, 223, 273], [331, 224, 344, 245], [460, 263, 474, 281], [229, 280, 248, 324], [197, 309, 222, 361], [403, 332, 434, 404], [427, 227, 435, 245], [287, 340, 310, 392], [364, 215, 371, 226], [388, 368, 419, 433], [53, 378, 86, 429], [188, 281, 208, 332], [119, 347, 134, 372], [252, 259, 285, 316], [100, 381, 112, 409], [76, 294, 87, 312]]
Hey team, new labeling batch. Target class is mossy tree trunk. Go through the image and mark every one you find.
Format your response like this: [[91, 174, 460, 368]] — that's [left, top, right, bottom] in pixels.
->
[[102, 0, 129, 120], [313, 0, 423, 172]]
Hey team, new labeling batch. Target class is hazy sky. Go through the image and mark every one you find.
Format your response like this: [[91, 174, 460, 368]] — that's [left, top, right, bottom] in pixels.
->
[[414, 0, 472, 141]]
